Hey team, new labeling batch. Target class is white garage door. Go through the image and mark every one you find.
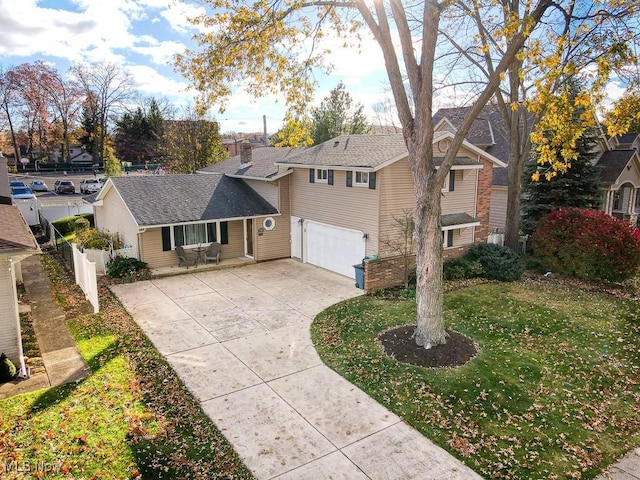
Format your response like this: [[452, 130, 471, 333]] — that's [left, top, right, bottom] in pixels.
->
[[305, 221, 365, 278]]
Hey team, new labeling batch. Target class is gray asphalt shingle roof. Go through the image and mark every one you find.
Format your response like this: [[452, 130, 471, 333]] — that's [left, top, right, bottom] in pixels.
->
[[0, 204, 39, 254], [275, 134, 481, 169], [199, 147, 301, 178], [433, 105, 534, 187], [441, 212, 478, 227], [595, 149, 638, 184], [277, 134, 409, 168], [109, 174, 278, 227]]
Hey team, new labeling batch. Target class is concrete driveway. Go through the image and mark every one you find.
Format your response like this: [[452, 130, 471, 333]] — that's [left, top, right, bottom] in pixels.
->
[[111, 259, 480, 480]]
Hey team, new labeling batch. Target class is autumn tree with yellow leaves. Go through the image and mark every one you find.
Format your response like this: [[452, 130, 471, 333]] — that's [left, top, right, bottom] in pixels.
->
[[175, 0, 634, 349], [440, 2, 638, 250]]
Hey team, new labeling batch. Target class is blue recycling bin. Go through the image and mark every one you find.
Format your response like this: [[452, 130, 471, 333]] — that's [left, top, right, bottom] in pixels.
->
[[353, 263, 365, 289]]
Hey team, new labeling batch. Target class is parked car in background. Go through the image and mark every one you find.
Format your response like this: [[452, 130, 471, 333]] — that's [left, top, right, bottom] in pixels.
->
[[30, 179, 48, 192], [10, 186, 36, 199], [54, 180, 76, 194], [79, 178, 102, 194]]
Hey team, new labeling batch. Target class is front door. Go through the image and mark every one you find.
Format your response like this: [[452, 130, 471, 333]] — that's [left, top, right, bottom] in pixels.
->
[[245, 218, 254, 258]]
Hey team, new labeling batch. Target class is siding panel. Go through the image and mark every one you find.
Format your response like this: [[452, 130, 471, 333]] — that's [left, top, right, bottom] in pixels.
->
[[95, 187, 139, 250], [0, 257, 21, 364], [255, 177, 291, 261], [290, 168, 379, 256], [490, 187, 508, 232]]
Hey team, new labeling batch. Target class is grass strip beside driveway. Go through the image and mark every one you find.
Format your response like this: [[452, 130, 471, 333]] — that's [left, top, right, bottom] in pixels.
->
[[311, 278, 640, 480], [0, 253, 252, 479]]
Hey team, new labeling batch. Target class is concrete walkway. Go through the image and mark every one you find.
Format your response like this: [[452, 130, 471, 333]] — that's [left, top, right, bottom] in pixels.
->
[[111, 259, 480, 480]]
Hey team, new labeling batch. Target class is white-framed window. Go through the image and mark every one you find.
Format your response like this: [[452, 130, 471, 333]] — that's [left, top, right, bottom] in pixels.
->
[[355, 170, 369, 186], [441, 172, 455, 193], [173, 222, 218, 247], [316, 168, 329, 183], [442, 229, 454, 248]]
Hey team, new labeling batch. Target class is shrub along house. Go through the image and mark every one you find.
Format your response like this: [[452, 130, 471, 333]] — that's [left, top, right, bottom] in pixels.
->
[[91, 132, 504, 290]]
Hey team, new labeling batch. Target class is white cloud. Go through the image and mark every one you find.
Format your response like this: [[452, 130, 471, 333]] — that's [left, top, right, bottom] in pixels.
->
[[161, 2, 205, 34], [126, 64, 192, 98]]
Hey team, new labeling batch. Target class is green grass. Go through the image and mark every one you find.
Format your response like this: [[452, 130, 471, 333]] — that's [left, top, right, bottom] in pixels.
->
[[0, 253, 252, 479], [312, 278, 640, 480]]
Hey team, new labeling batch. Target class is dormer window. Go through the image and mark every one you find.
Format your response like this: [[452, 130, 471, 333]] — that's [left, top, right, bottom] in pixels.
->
[[355, 171, 369, 186]]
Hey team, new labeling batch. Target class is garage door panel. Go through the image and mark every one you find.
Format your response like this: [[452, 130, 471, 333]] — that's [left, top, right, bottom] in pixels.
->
[[305, 221, 365, 278]]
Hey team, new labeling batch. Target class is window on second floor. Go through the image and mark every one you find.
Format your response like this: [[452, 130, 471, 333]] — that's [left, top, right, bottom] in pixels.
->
[[355, 171, 369, 186], [316, 168, 329, 183], [441, 171, 456, 193]]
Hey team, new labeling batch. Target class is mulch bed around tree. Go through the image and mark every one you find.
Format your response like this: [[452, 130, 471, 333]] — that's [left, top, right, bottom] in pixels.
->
[[378, 326, 478, 368]]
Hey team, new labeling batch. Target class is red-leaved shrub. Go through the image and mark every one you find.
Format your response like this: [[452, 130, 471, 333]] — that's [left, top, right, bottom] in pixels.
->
[[532, 207, 640, 282]]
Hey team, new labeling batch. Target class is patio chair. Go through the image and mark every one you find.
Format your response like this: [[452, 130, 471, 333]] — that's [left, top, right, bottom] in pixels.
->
[[175, 245, 195, 268], [204, 242, 221, 264]]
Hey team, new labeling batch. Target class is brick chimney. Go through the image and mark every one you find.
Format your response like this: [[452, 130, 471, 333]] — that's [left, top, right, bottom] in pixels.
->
[[0, 153, 12, 205], [240, 139, 252, 167]]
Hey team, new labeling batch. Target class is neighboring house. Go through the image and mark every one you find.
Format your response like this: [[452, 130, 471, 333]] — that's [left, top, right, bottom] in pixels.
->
[[92, 173, 279, 269], [434, 106, 640, 230], [0, 155, 40, 376], [50, 145, 93, 164], [597, 133, 640, 227], [91, 132, 504, 289]]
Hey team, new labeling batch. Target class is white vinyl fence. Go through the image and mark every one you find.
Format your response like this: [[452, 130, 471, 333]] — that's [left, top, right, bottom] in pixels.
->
[[84, 246, 138, 275], [72, 244, 99, 313], [39, 198, 93, 223]]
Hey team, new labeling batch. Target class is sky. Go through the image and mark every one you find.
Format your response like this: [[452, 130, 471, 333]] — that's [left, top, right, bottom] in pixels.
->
[[0, 0, 393, 135], [0, 1, 630, 136]]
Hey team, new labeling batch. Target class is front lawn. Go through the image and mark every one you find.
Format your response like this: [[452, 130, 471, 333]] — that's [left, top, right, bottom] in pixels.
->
[[312, 278, 640, 479], [0, 254, 252, 479]]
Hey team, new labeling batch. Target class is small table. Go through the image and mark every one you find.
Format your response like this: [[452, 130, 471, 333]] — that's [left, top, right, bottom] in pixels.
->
[[191, 247, 207, 266]]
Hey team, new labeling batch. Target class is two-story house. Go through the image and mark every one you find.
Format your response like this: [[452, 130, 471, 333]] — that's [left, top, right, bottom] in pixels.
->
[[92, 132, 503, 290]]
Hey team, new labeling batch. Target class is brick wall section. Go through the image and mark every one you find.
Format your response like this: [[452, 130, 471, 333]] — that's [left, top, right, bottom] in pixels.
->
[[364, 256, 416, 291], [475, 158, 494, 244], [364, 247, 470, 291]]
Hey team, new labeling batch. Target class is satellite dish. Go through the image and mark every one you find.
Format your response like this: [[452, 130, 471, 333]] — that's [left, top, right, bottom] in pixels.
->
[[20, 157, 30, 164]]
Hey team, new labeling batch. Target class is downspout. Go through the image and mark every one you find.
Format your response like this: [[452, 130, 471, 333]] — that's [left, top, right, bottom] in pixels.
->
[[137, 228, 146, 260], [474, 157, 480, 243]]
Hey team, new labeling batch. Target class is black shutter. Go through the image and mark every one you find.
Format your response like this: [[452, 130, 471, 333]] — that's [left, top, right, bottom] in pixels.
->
[[207, 222, 217, 242], [309, 168, 315, 183], [328, 169, 334, 185], [368, 171, 376, 189], [161, 226, 171, 251], [449, 171, 455, 191], [447, 230, 454, 247], [346, 171, 353, 187], [220, 221, 229, 244]]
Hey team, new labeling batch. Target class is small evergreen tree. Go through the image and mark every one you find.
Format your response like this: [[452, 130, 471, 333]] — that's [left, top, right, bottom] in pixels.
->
[[310, 82, 369, 145], [521, 80, 604, 234]]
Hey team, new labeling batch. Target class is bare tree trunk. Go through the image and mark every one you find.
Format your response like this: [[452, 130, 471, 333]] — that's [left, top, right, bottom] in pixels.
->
[[505, 152, 525, 251], [413, 182, 447, 347]]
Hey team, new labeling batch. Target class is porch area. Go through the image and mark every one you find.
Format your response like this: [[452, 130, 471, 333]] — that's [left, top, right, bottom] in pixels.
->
[[150, 256, 257, 279]]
